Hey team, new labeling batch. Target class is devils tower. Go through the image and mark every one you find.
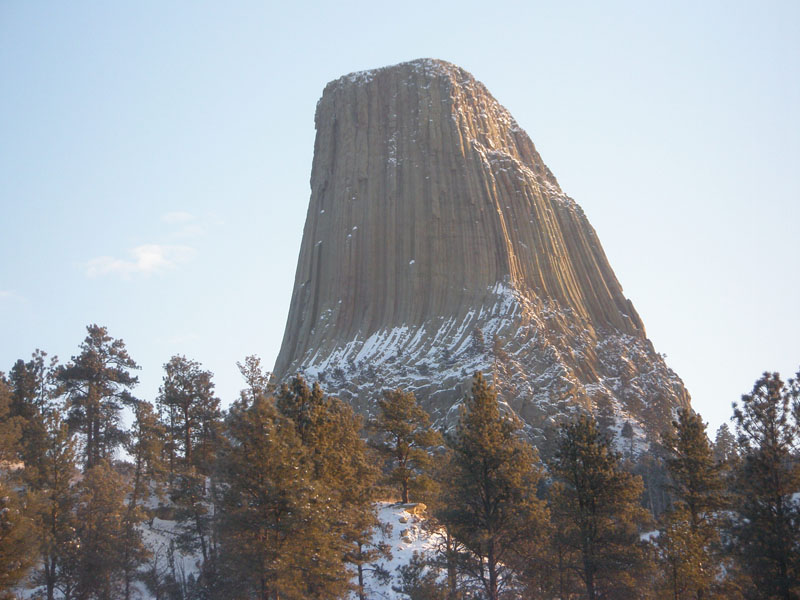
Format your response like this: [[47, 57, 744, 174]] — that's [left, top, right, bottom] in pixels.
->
[[274, 58, 689, 446]]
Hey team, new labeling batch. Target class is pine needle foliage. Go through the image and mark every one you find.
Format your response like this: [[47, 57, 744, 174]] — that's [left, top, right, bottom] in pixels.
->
[[8, 350, 57, 472], [57, 325, 139, 470], [657, 408, 726, 599], [712, 423, 737, 466], [71, 460, 147, 600], [371, 388, 442, 503], [730, 370, 800, 600], [0, 479, 38, 596], [217, 395, 348, 600], [31, 409, 80, 600], [277, 376, 382, 600], [550, 413, 652, 600], [441, 372, 548, 600], [157, 355, 222, 581]]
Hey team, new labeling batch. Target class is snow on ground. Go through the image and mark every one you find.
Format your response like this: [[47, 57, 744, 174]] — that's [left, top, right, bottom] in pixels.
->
[[13, 499, 441, 599], [358, 502, 443, 599]]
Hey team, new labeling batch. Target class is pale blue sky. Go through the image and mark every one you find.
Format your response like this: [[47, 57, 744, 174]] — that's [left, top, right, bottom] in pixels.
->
[[1, 0, 798, 434]]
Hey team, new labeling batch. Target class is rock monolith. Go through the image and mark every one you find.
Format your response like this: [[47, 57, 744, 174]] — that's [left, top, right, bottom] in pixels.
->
[[274, 59, 690, 448]]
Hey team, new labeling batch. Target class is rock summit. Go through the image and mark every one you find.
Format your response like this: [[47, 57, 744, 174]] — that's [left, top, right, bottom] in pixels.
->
[[274, 59, 689, 447]]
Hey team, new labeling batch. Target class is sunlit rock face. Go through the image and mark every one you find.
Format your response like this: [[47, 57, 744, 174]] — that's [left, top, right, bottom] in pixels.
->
[[274, 59, 689, 448]]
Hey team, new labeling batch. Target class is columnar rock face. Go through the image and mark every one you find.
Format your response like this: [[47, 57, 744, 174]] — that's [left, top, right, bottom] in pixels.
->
[[274, 59, 690, 448]]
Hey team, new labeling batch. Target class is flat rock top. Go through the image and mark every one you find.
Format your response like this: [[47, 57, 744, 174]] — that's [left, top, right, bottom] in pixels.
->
[[328, 57, 470, 88]]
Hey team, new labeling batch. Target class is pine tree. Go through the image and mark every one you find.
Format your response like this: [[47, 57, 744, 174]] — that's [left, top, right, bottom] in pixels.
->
[[393, 552, 450, 600], [32, 409, 80, 600], [122, 400, 165, 600], [423, 449, 467, 600], [550, 413, 652, 600], [277, 376, 381, 600], [126, 401, 165, 516], [657, 507, 708, 600], [621, 420, 635, 458], [371, 388, 442, 503], [57, 325, 139, 469], [0, 479, 38, 597], [0, 377, 38, 596], [340, 490, 392, 600], [236, 355, 272, 407], [712, 423, 737, 466], [730, 370, 800, 599], [157, 355, 220, 473], [8, 350, 57, 417], [8, 350, 57, 471], [542, 483, 584, 600], [277, 375, 377, 502], [657, 408, 725, 599], [216, 394, 350, 600], [156, 355, 222, 580], [72, 459, 147, 600], [0, 376, 22, 464], [441, 372, 549, 600]]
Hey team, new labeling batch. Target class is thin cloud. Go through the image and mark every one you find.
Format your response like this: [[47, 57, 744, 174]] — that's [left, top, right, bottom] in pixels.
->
[[86, 244, 195, 278]]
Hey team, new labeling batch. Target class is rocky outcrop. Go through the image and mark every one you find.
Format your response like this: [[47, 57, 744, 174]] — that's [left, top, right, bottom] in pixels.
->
[[274, 59, 690, 448]]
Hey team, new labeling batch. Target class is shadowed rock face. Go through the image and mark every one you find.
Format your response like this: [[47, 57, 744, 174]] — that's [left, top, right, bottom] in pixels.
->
[[275, 59, 689, 448]]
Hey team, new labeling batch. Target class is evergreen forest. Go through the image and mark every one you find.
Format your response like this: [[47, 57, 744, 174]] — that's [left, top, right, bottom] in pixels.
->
[[1, 324, 799, 599]]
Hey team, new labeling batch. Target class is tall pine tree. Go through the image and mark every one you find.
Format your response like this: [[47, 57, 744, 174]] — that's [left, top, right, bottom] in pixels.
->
[[371, 388, 442, 504], [657, 408, 725, 599], [0, 480, 38, 598], [0, 376, 22, 464], [70, 460, 147, 600], [712, 423, 737, 466], [236, 355, 272, 407], [156, 355, 222, 582], [31, 409, 80, 600], [157, 355, 220, 474], [278, 376, 381, 600], [0, 377, 38, 596], [730, 370, 800, 599], [550, 413, 652, 600], [58, 325, 139, 469], [217, 392, 351, 600], [441, 372, 549, 600], [8, 350, 57, 472], [122, 400, 165, 600]]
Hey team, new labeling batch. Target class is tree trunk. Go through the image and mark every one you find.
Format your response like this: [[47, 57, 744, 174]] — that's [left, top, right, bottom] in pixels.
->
[[775, 496, 791, 600], [583, 551, 596, 600], [123, 457, 143, 600], [488, 539, 498, 600], [184, 407, 192, 467], [188, 475, 208, 564], [45, 553, 56, 600], [358, 561, 366, 600], [673, 562, 678, 600], [86, 398, 95, 469], [446, 531, 458, 600]]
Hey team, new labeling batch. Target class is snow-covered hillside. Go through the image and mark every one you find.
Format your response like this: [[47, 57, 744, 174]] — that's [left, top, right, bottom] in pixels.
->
[[358, 502, 442, 599]]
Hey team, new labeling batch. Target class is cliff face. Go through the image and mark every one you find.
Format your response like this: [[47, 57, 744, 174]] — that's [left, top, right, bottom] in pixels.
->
[[275, 59, 689, 447]]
